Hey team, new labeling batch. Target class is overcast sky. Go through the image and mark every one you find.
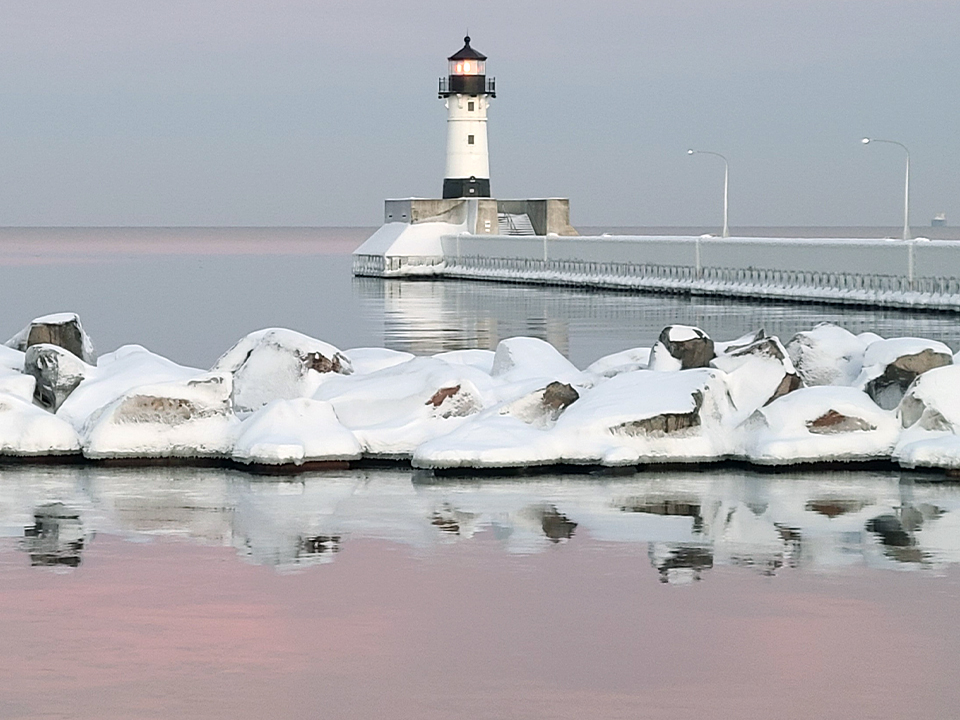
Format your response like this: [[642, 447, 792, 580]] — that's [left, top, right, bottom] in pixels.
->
[[1, 0, 959, 227]]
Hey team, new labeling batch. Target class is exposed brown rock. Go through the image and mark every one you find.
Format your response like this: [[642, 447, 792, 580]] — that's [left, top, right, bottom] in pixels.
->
[[657, 326, 715, 369], [541, 381, 579, 411], [805, 499, 868, 518], [612, 391, 703, 437], [426, 385, 461, 407], [304, 350, 351, 375], [806, 409, 876, 434]]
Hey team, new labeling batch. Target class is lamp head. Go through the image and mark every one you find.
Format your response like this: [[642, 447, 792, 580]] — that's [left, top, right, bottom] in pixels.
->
[[862, 137, 871, 144], [687, 149, 695, 155]]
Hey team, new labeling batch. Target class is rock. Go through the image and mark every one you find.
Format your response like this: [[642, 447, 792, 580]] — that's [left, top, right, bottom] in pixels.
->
[[712, 336, 802, 420], [785, 323, 866, 387], [499, 381, 580, 428], [893, 365, 960, 470], [714, 329, 765, 355], [612, 391, 702, 437], [213, 328, 353, 413], [856, 338, 953, 410], [583, 347, 651, 380], [5, 312, 95, 363], [649, 325, 714, 371], [24, 344, 94, 412], [82, 372, 240, 459]]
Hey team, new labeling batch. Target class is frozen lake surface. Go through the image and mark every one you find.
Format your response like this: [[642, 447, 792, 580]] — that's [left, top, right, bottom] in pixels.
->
[[1, 227, 959, 719]]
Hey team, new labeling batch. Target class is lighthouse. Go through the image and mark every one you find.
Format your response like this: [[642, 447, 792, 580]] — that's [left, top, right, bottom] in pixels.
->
[[439, 36, 495, 199]]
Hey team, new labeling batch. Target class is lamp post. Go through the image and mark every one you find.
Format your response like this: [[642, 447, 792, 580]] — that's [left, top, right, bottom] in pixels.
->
[[687, 149, 729, 238], [862, 137, 910, 241]]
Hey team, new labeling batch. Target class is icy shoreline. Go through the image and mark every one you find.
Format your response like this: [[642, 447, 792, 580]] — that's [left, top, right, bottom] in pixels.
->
[[3, 312, 960, 477]]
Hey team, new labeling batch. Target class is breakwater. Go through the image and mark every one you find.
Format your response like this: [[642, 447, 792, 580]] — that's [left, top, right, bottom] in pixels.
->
[[355, 233, 960, 311]]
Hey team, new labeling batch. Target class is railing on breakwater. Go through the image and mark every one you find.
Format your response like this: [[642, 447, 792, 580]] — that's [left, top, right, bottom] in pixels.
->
[[436, 235, 960, 311]]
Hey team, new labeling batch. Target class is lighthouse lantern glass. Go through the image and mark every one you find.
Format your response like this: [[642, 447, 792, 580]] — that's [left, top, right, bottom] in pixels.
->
[[450, 59, 485, 76]]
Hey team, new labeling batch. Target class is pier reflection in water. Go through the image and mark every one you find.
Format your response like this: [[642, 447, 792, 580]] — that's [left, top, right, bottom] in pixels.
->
[[354, 276, 960, 366], [2, 465, 959, 581]]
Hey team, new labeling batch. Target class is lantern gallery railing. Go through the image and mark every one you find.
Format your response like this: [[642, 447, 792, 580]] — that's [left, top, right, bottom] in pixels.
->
[[438, 76, 496, 97]]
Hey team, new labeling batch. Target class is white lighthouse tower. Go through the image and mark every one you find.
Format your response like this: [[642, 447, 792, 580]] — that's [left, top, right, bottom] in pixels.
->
[[439, 36, 495, 199]]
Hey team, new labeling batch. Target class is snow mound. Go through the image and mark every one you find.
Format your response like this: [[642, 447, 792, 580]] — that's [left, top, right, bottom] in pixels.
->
[[343, 348, 414, 375], [233, 398, 362, 465], [894, 365, 960, 470], [742, 386, 899, 465], [82, 372, 240, 459], [57, 345, 201, 430], [490, 337, 581, 384], [0, 392, 81, 456]]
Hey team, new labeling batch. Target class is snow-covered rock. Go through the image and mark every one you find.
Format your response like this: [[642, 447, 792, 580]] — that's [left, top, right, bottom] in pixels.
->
[[741, 386, 899, 465], [24, 344, 94, 411], [489, 337, 581, 385], [315, 356, 493, 457], [0, 392, 81, 456], [785, 323, 866, 387], [855, 337, 953, 410], [213, 328, 353, 413], [583, 347, 651, 379], [57, 345, 202, 430], [82, 372, 240, 459], [433, 349, 497, 375], [414, 368, 735, 469], [649, 325, 715, 371], [0, 345, 24, 373], [5, 312, 96, 363], [497, 381, 579, 429], [894, 365, 960, 470], [712, 336, 801, 422], [232, 398, 362, 466]]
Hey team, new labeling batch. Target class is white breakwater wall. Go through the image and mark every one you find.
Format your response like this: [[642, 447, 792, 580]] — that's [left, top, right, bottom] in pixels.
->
[[436, 235, 960, 310]]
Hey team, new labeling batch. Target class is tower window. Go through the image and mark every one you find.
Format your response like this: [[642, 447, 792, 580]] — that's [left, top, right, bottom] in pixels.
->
[[468, 101, 475, 111], [467, 135, 475, 145]]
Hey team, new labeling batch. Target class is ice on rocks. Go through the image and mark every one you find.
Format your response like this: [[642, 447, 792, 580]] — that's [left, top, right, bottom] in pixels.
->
[[742, 386, 899, 465], [82, 372, 240, 459], [232, 398, 362, 466], [213, 328, 353, 413], [5, 312, 96, 363], [785, 323, 866, 387]]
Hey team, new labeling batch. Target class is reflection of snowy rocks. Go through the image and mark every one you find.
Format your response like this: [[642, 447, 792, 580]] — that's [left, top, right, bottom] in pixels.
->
[[21, 503, 86, 568]]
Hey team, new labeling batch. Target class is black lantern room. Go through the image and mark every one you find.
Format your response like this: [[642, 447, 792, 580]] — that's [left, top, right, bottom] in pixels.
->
[[439, 36, 496, 98]]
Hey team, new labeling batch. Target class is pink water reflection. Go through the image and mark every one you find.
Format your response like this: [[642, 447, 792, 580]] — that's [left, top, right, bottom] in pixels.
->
[[1, 534, 958, 720]]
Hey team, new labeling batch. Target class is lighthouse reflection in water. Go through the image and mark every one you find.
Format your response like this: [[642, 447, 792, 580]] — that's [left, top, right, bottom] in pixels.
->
[[3, 465, 959, 583]]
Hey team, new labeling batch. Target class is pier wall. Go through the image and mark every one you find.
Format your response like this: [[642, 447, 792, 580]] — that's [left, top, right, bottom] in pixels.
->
[[437, 235, 960, 310]]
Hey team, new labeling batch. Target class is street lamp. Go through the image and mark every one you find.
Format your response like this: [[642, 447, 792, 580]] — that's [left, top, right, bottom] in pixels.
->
[[687, 149, 730, 238], [862, 137, 910, 241]]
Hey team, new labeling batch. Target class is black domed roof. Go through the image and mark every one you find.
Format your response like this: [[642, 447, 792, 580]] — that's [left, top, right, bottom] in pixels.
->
[[448, 36, 487, 61]]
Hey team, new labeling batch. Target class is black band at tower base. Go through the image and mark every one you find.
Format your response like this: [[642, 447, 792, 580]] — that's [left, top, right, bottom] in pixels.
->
[[443, 177, 491, 199]]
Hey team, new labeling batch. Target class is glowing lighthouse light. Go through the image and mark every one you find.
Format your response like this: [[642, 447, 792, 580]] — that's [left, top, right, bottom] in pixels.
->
[[439, 36, 495, 199]]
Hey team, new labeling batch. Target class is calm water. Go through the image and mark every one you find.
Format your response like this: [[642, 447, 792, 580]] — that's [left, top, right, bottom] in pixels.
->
[[1, 227, 959, 719]]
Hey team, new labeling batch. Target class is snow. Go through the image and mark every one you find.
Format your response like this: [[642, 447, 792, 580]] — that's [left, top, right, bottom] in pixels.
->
[[82, 372, 240, 459], [352, 221, 461, 260], [743, 386, 900, 465], [0, 392, 80, 456], [232, 398, 362, 465], [344, 348, 414, 375], [666, 325, 701, 343], [786, 323, 866, 386]]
